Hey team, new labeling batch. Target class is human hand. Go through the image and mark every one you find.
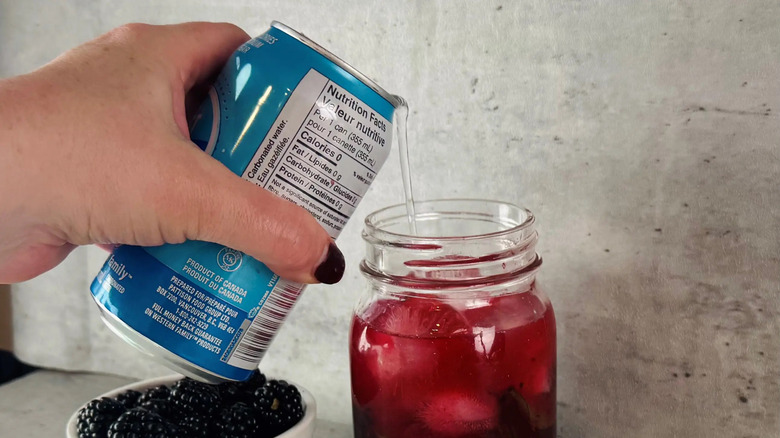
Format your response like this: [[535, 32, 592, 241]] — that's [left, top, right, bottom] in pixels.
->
[[0, 22, 344, 285]]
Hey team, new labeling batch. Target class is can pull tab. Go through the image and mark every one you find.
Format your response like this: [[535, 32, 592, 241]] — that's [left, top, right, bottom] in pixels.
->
[[391, 94, 408, 108]]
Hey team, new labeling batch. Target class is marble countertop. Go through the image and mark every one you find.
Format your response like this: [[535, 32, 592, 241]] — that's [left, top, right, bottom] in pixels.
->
[[0, 370, 351, 437]]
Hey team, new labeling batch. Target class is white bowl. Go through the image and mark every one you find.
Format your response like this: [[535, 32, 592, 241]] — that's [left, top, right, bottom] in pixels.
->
[[66, 374, 316, 437]]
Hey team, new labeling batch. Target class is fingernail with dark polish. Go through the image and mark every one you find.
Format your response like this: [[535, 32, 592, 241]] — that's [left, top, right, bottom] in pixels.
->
[[314, 243, 345, 284]]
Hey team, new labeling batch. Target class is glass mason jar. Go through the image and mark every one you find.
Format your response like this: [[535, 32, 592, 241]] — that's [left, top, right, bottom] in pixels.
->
[[349, 199, 556, 438]]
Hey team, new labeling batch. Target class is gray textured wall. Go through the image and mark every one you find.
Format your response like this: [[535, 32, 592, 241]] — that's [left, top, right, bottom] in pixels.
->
[[3, 1, 779, 436]]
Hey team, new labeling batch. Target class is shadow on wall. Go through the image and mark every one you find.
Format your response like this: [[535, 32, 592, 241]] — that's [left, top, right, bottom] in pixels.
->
[[555, 270, 689, 437], [0, 285, 37, 384], [555, 262, 777, 438]]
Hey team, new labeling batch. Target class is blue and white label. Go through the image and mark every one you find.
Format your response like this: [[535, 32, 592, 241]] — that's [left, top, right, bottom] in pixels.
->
[[91, 24, 395, 381], [241, 69, 390, 236], [217, 247, 243, 272]]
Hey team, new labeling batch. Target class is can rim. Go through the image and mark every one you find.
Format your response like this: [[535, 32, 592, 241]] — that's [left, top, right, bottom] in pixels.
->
[[271, 21, 403, 109]]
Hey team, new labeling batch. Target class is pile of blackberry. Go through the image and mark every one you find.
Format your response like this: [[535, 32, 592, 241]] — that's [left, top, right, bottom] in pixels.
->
[[76, 370, 305, 438]]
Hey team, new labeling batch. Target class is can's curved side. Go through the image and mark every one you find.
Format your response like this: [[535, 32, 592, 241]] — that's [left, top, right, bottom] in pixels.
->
[[90, 23, 399, 382], [94, 300, 233, 383]]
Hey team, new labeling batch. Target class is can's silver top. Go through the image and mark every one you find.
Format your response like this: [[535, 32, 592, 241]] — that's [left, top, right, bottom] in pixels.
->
[[271, 21, 402, 109]]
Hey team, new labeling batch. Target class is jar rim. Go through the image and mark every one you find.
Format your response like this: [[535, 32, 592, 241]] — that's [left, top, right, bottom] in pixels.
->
[[363, 198, 535, 243]]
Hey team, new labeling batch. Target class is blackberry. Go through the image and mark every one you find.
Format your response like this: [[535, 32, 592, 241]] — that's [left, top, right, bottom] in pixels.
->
[[277, 381, 302, 406], [266, 379, 284, 395], [138, 398, 180, 422], [219, 369, 267, 406], [218, 381, 252, 406], [252, 385, 276, 412], [252, 380, 305, 435], [115, 389, 142, 409], [244, 369, 267, 391], [272, 403, 304, 434], [136, 385, 171, 405], [282, 401, 305, 425], [170, 378, 221, 416], [107, 407, 178, 438], [216, 402, 259, 438], [76, 397, 126, 438], [177, 415, 212, 438], [269, 408, 300, 434]]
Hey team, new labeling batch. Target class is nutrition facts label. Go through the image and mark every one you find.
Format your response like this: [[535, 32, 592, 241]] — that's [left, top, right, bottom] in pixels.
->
[[224, 70, 394, 370], [241, 70, 392, 238]]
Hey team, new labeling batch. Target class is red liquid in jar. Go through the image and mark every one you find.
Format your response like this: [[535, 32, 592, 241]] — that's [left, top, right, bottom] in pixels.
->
[[350, 283, 556, 438]]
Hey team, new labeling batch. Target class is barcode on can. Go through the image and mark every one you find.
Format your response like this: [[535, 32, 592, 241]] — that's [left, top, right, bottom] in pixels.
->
[[225, 280, 303, 368]]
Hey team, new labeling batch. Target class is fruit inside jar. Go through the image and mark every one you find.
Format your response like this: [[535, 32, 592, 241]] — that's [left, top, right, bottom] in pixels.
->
[[350, 282, 556, 438]]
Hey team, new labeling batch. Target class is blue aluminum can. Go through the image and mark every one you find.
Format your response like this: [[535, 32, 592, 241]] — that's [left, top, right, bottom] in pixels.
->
[[90, 22, 400, 382]]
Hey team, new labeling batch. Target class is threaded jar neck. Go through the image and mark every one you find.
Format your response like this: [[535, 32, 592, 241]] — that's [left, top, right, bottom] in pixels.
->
[[360, 199, 540, 290]]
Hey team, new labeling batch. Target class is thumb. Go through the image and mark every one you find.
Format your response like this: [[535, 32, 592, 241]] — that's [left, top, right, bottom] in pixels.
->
[[161, 22, 251, 89], [166, 145, 345, 285], [152, 22, 251, 137]]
